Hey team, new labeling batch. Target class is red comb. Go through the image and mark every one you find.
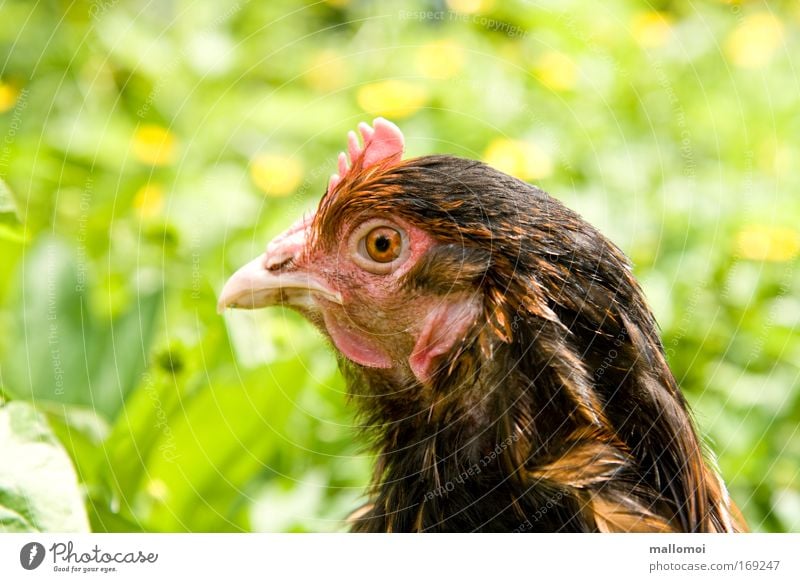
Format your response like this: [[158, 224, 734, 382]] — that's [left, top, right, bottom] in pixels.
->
[[327, 117, 404, 194]]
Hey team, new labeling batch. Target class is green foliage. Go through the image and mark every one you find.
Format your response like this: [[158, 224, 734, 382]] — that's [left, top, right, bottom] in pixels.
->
[[0, 0, 797, 532], [0, 401, 90, 532]]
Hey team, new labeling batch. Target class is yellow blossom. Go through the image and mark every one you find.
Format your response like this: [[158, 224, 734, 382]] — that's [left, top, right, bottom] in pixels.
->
[[133, 183, 165, 219], [725, 12, 784, 68], [631, 12, 674, 48], [132, 124, 178, 166], [356, 80, 428, 119], [0, 82, 20, 113], [305, 49, 350, 92], [250, 154, 303, 197], [416, 40, 465, 80], [483, 138, 552, 181], [534, 52, 578, 92], [446, 0, 494, 15], [146, 479, 169, 502], [736, 225, 800, 262]]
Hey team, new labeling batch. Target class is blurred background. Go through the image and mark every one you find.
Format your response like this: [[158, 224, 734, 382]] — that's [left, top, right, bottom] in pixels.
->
[[0, 0, 798, 533]]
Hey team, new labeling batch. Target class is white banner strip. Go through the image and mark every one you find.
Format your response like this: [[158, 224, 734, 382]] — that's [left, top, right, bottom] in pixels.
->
[[1, 533, 797, 581]]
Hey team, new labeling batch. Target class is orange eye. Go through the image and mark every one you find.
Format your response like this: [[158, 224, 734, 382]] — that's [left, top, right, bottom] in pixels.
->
[[365, 227, 402, 263]]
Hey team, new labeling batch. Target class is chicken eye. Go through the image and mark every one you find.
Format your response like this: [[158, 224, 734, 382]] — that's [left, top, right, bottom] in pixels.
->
[[364, 227, 402, 263], [350, 220, 409, 274]]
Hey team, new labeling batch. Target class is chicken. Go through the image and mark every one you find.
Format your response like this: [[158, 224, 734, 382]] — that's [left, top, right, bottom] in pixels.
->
[[218, 118, 745, 532]]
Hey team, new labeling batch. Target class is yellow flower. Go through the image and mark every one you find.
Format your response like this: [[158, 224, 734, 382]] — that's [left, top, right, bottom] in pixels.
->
[[725, 12, 784, 68], [446, 0, 494, 14], [416, 40, 465, 80], [305, 49, 349, 92], [534, 51, 578, 92], [146, 479, 169, 502], [132, 124, 178, 166], [133, 183, 165, 219], [736, 225, 800, 262], [483, 138, 552, 181], [356, 80, 428, 119], [0, 81, 19, 113], [250, 154, 303, 197], [631, 11, 674, 48]]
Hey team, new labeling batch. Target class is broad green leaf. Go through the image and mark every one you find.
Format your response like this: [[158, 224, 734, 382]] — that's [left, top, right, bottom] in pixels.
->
[[105, 360, 303, 532], [2, 236, 162, 420], [0, 401, 90, 532], [45, 403, 111, 492]]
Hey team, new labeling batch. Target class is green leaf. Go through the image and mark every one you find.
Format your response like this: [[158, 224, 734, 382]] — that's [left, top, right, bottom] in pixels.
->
[[2, 236, 162, 420], [0, 401, 90, 532]]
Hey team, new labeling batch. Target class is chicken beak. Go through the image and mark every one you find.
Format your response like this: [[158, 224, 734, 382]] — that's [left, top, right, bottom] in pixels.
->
[[217, 214, 342, 313]]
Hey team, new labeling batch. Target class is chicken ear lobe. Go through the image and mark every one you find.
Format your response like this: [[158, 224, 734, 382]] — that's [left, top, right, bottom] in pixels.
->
[[408, 296, 481, 385]]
